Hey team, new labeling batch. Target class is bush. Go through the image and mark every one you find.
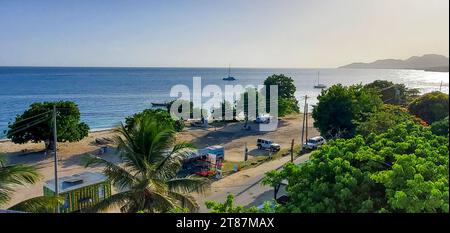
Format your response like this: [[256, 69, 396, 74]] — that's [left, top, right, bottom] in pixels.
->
[[431, 116, 449, 136], [408, 91, 449, 124], [356, 105, 415, 137], [263, 122, 449, 213], [365, 80, 419, 105], [278, 97, 300, 117], [125, 108, 184, 132]]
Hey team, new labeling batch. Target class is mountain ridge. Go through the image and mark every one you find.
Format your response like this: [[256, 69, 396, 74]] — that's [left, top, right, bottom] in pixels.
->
[[339, 54, 449, 71]]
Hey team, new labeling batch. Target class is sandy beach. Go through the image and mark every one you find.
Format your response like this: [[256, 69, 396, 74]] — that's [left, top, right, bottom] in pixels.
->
[[0, 114, 318, 209]]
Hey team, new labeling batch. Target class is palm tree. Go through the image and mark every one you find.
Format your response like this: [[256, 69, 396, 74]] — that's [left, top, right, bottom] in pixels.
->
[[0, 153, 61, 212], [84, 116, 210, 213]]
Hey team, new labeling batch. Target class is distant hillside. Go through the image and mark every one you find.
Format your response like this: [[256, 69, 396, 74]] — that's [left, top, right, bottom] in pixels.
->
[[340, 54, 449, 72]]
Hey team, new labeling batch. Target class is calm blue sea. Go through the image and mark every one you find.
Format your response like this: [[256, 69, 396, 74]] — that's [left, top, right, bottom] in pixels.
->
[[0, 67, 448, 138]]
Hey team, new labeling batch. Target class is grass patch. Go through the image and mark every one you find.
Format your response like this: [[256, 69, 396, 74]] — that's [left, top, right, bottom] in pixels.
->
[[220, 145, 304, 177]]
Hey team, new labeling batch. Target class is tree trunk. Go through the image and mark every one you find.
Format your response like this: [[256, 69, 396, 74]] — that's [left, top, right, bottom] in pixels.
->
[[45, 139, 56, 151]]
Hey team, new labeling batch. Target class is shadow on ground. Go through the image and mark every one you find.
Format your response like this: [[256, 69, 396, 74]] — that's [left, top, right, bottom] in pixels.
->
[[190, 120, 289, 148]]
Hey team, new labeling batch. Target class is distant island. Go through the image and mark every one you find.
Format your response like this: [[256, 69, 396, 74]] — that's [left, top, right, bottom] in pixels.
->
[[339, 54, 449, 72]]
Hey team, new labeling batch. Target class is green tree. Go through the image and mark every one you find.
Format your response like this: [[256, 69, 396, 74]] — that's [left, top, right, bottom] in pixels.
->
[[126, 108, 184, 132], [263, 74, 299, 117], [211, 100, 237, 122], [84, 116, 210, 213], [206, 194, 274, 213], [278, 97, 300, 117], [236, 87, 265, 122], [167, 99, 207, 120], [263, 74, 297, 99], [356, 105, 415, 137], [0, 153, 62, 212], [263, 121, 449, 213], [408, 91, 449, 124], [431, 116, 449, 136], [6, 101, 89, 150], [365, 80, 419, 105], [312, 84, 382, 139]]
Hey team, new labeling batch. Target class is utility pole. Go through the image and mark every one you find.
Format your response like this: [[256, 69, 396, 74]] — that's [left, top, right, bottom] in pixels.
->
[[305, 103, 309, 141], [52, 105, 59, 213], [300, 95, 308, 152], [440, 80, 443, 92], [290, 139, 294, 162]]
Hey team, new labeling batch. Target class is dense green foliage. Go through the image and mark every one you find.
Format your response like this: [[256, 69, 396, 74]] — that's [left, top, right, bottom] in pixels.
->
[[236, 87, 265, 121], [263, 121, 449, 213], [84, 116, 209, 213], [126, 108, 184, 132], [206, 194, 273, 213], [7, 101, 89, 149], [263, 74, 297, 99], [365, 80, 419, 105], [356, 105, 416, 137], [278, 97, 300, 117], [263, 74, 299, 117], [211, 100, 238, 121], [408, 91, 449, 124], [431, 116, 449, 136], [312, 84, 382, 139], [167, 99, 207, 120]]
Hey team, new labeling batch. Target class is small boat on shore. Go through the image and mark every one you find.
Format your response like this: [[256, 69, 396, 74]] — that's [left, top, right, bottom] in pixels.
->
[[223, 65, 236, 81], [314, 71, 327, 89]]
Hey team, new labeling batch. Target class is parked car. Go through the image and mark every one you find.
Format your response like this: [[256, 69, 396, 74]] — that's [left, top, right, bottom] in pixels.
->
[[254, 115, 271, 124], [303, 136, 326, 150], [257, 138, 281, 152]]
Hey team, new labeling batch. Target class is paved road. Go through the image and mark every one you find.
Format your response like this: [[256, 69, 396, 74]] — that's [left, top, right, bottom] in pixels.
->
[[196, 153, 311, 212]]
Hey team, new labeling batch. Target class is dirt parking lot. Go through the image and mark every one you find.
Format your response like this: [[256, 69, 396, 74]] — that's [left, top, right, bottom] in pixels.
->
[[177, 114, 319, 162]]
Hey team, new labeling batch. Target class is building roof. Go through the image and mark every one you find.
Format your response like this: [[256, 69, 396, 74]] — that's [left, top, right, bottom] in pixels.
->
[[44, 172, 108, 194]]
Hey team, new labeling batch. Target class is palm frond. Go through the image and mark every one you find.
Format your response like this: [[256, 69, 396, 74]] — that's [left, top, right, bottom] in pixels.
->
[[167, 176, 210, 194], [142, 187, 176, 213], [8, 196, 63, 213], [155, 142, 196, 180], [168, 191, 199, 213], [147, 128, 176, 164], [84, 191, 132, 213], [0, 163, 41, 205], [83, 154, 136, 191]]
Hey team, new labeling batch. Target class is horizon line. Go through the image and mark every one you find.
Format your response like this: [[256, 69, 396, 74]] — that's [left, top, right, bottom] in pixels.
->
[[0, 65, 338, 69]]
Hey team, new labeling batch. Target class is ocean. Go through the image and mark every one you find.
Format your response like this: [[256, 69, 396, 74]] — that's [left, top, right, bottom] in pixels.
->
[[0, 67, 448, 138]]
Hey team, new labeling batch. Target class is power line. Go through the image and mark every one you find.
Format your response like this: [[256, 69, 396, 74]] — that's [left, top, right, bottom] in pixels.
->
[[6, 116, 51, 136], [8, 110, 52, 125]]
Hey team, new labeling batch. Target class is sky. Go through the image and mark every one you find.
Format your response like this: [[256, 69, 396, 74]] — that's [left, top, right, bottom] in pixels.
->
[[0, 0, 448, 68]]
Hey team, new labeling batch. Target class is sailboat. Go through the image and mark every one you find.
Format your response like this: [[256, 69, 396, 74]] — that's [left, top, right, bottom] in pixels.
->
[[223, 65, 236, 81], [313, 71, 326, 89]]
